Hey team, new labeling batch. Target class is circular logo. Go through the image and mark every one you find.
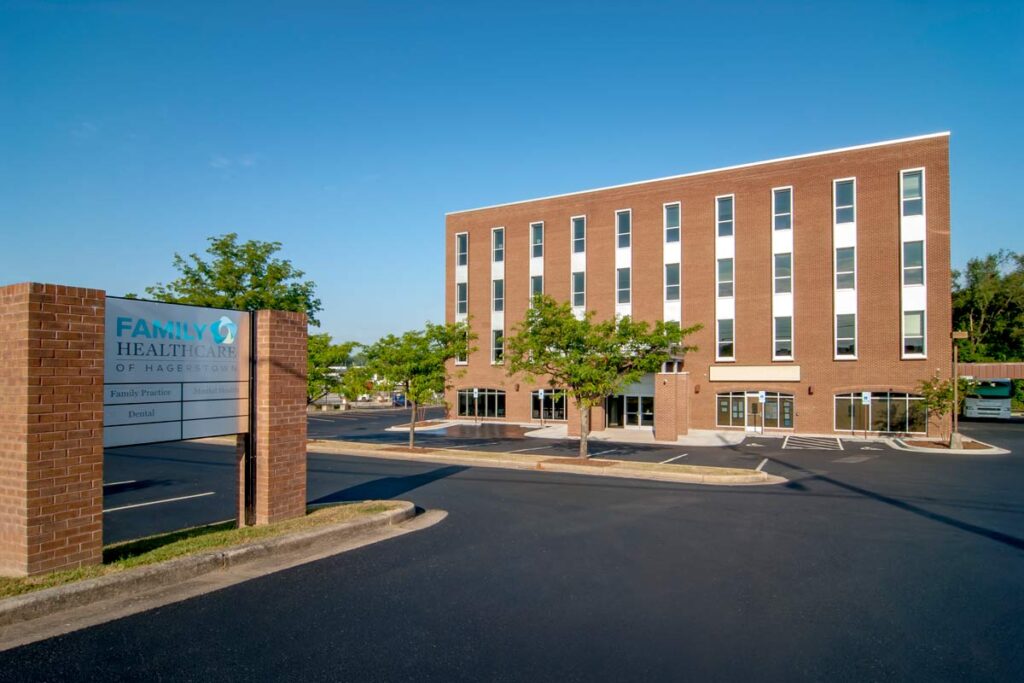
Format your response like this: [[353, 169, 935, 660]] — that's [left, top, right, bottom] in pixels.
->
[[211, 316, 238, 345]]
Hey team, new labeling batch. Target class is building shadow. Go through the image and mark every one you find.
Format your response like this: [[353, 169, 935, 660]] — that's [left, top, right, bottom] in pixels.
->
[[310, 465, 468, 505]]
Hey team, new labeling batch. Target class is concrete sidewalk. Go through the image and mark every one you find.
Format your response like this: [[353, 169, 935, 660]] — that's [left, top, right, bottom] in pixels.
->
[[523, 424, 747, 447]]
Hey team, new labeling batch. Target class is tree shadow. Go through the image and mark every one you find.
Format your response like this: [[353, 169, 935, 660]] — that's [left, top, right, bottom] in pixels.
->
[[310, 465, 468, 505], [765, 455, 1024, 552]]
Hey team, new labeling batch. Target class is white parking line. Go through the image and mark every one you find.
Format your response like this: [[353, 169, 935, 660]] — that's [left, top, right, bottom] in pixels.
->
[[103, 480, 136, 487], [444, 442, 500, 449], [309, 417, 334, 422], [755, 458, 768, 472], [509, 445, 552, 453], [590, 449, 618, 457], [104, 492, 214, 513], [659, 453, 689, 464]]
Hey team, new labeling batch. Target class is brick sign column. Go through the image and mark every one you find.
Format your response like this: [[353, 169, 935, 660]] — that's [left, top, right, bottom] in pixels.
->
[[0, 283, 104, 576], [245, 309, 308, 525]]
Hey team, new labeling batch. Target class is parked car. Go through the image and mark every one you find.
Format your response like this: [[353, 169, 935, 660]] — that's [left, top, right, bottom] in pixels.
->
[[392, 393, 406, 407]]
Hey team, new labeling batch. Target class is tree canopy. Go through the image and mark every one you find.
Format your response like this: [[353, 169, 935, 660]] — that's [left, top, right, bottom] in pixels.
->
[[953, 250, 1024, 362], [143, 233, 323, 325], [362, 321, 474, 448], [504, 295, 700, 457], [307, 333, 356, 404]]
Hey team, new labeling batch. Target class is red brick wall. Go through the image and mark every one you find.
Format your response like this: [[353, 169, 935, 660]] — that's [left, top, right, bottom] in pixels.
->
[[252, 309, 307, 525], [0, 283, 104, 576], [653, 373, 690, 441], [445, 135, 951, 436]]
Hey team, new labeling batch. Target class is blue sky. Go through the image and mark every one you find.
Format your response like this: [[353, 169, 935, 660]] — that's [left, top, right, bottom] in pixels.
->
[[2, 1, 1021, 342]]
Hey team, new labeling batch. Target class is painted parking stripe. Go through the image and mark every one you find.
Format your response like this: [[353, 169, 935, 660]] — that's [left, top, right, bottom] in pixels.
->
[[104, 492, 214, 513], [444, 442, 500, 449], [590, 449, 618, 457], [103, 480, 136, 487], [659, 453, 689, 464], [755, 458, 768, 472], [509, 445, 553, 453]]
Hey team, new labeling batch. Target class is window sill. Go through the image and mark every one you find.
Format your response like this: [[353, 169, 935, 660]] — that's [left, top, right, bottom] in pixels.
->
[[834, 355, 858, 361], [715, 358, 736, 363], [772, 356, 794, 362], [901, 354, 927, 360]]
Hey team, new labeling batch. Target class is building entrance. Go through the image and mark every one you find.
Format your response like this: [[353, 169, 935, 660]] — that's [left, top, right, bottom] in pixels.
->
[[606, 395, 655, 428]]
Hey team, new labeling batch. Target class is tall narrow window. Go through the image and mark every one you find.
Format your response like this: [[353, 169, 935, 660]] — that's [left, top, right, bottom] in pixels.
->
[[717, 196, 734, 237], [617, 267, 631, 304], [836, 313, 856, 357], [572, 216, 586, 253], [492, 228, 504, 262], [531, 222, 544, 258], [773, 188, 792, 230], [774, 316, 793, 358], [572, 271, 585, 307], [456, 282, 468, 315], [835, 180, 855, 223], [492, 279, 504, 312], [456, 233, 468, 266], [717, 258, 734, 297], [665, 263, 680, 301], [902, 170, 923, 217], [491, 329, 504, 364], [903, 311, 925, 355], [835, 247, 855, 290], [774, 253, 792, 294], [664, 203, 680, 243], [717, 319, 734, 359], [531, 275, 543, 299], [903, 241, 924, 286], [616, 210, 631, 248]]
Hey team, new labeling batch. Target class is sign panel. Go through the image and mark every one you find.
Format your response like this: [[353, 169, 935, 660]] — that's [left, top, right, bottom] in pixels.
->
[[103, 298, 251, 447], [861, 391, 872, 405], [758, 390, 766, 404]]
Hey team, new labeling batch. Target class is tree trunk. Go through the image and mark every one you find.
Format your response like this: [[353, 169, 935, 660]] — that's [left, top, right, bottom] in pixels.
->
[[409, 400, 417, 449], [578, 405, 590, 459]]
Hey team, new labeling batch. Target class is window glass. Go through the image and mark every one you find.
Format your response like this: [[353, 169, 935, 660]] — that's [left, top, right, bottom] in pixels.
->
[[531, 275, 543, 299], [835, 180, 855, 223], [572, 271, 585, 307], [717, 196, 734, 237], [458, 389, 507, 418], [665, 203, 680, 243], [456, 233, 468, 266], [903, 311, 925, 355], [492, 279, 503, 312], [774, 316, 792, 357], [902, 171, 923, 216], [491, 329, 503, 364], [665, 263, 680, 301], [717, 319, 734, 358], [773, 188, 792, 230], [492, 229, 504, 262], [531, 223, 544, 258], [572, 217, 586, 253], [717, 258, 734, 297], [717, 396, 731, 426], [456, 282, 468, 315], [836, 313, 856, 356], [835, 247, 855, 289], [617, 267, 631, 304], [903, 241, 924, 285], [617, 211, 631, 248], [774, 253, 792, 293]]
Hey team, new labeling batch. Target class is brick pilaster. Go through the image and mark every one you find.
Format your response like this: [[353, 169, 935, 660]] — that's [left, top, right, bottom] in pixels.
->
[[0, 283, 104, 576], [250, 309, 307, 525]]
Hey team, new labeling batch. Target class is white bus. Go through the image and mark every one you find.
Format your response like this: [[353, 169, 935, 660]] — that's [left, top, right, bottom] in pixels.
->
[[963, 378, 1013, 419]]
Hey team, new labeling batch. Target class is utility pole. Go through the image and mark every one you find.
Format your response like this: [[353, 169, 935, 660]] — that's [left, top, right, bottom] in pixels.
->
[[951, 330, 968, 448]]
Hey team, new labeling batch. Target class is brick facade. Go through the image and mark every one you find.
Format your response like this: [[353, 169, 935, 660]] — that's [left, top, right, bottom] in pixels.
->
[[0, 283, 104, 576], [444, 134, 952, 439], [250, 309, 308, 525]]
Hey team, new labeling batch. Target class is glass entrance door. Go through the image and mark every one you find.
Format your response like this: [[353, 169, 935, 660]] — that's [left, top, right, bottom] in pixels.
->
[[745, 394, 762, 433], [624, 396, 640, 426], [606, 395, 655, 428]]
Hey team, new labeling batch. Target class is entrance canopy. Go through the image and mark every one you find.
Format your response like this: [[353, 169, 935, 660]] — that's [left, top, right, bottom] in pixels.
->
[[959, 363, 1024, 380]]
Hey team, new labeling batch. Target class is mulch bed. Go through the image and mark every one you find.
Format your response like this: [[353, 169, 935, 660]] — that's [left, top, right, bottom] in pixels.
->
[[904, 439, 990, 450]]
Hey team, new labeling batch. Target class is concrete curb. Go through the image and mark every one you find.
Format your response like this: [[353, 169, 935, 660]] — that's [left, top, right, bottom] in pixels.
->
[[0, 501, 416, 628], [889, 438, 1010, 455], [309, 440, 784, 487]]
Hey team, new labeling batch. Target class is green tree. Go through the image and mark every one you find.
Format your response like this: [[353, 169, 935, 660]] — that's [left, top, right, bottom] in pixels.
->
[[504, 295, 701, 458], [307, 333, 356, 404], [142, 233, 323, 325], [338, 365, 375, 404], [363, 322, 474, 449], [952, 250, 1024, 362], [917, 372, 977, 444]]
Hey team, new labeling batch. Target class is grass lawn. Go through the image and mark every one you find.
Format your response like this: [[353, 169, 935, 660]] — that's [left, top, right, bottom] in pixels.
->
[[0, 501, 399, 600]]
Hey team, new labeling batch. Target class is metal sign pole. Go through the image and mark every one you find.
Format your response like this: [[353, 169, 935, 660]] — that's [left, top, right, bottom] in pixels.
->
[[244, 311, 257, 526]]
